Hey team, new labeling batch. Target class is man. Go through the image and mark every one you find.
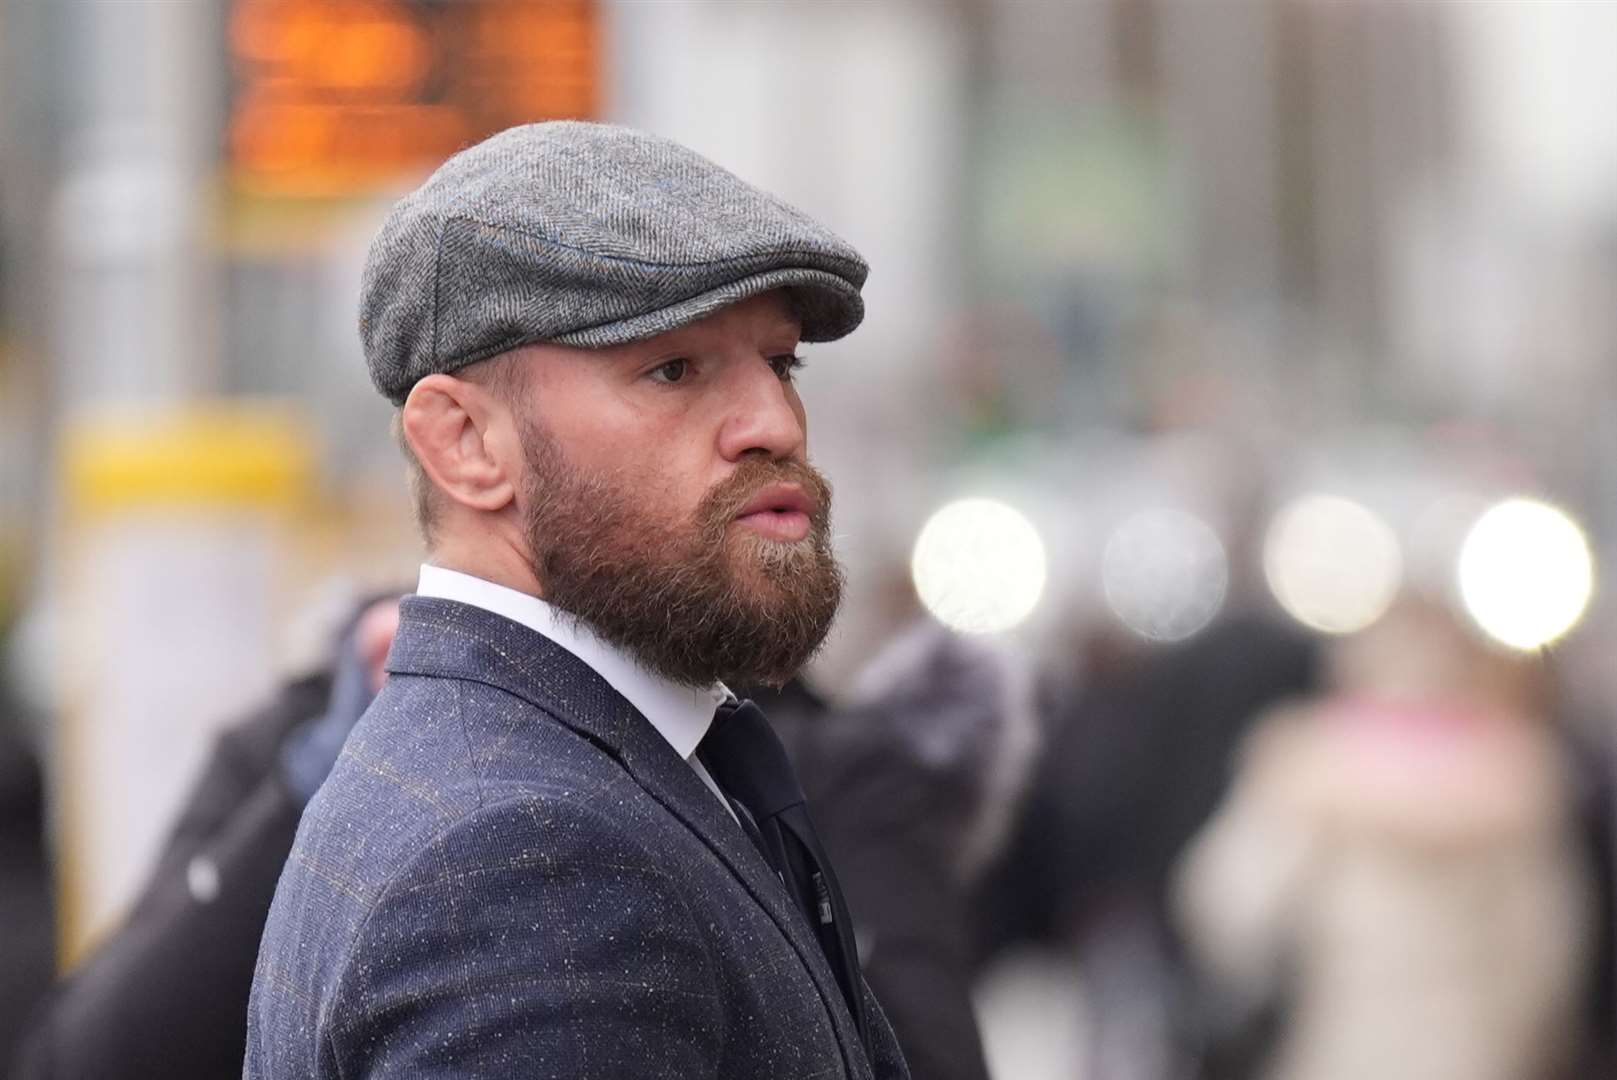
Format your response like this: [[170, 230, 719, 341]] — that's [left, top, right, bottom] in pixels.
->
[[246, 122, 910, 1079]]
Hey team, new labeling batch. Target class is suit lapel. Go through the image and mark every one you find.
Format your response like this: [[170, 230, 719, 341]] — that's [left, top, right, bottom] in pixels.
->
[[386, 596, 870, 1073]]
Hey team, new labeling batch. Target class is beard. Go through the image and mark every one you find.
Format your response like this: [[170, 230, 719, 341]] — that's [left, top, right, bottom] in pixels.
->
[[518, 419, 844, 688]]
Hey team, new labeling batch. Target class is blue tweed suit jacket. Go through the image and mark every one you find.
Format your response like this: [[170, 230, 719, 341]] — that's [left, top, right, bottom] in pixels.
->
[[245, 596, 910, 1078]]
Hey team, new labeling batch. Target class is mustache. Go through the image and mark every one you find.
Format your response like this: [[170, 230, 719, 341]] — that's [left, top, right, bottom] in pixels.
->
[[699, 458, 834, 531]]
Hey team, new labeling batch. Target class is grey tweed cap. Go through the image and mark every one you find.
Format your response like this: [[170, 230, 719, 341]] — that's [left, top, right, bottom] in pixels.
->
[[360, 121, 869, 403]]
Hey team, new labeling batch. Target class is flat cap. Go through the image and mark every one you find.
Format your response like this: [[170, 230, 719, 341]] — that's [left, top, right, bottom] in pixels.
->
[[360, 121, 869, 403]]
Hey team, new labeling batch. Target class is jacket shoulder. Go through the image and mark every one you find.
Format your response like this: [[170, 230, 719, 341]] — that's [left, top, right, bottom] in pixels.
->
[[265, 790, 723, 1077], [248, 676, 724, 1078]]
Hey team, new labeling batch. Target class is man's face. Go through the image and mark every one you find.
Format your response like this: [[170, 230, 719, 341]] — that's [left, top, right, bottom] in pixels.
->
[[510, 292, 844, 688]]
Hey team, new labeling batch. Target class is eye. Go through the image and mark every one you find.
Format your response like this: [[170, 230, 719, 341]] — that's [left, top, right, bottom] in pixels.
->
[[648, 358, 690, 384], [768, 353, 806, 382]]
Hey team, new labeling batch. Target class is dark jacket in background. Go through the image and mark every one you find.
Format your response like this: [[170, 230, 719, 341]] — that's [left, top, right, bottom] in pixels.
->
[[0, 703, 53, 1071], [13, 673, 328, 1080], [976, 613, 1322, 957]]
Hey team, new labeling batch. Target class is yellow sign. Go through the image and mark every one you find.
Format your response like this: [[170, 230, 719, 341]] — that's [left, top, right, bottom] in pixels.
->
[[62, 404, 315, 520], [228, 0, 598, 196]]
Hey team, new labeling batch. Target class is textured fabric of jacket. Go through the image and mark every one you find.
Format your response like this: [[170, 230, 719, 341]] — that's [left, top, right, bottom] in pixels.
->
[[245, 595, 909, 1079]]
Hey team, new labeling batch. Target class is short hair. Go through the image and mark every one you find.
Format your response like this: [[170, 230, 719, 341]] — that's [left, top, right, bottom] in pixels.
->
[[393, 410, 439, 546], [394, 350, 532, 546]]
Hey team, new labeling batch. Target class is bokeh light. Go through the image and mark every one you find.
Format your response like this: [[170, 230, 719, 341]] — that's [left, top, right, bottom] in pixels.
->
[[1102, 509, 1228, 642], [911, 497, 1047, 634], [1458, 497, 1594, 650], [1264, 494, 1402, 635]]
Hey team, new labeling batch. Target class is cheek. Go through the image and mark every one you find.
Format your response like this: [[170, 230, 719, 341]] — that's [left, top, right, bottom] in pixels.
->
[[592, 437, 714, 523], [531, 379, 728, 517]]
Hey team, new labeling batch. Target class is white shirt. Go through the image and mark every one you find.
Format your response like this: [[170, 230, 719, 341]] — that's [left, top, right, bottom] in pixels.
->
[[415, 564, 737, 817]]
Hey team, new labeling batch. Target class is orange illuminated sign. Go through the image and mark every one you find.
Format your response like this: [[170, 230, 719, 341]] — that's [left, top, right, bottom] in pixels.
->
[[228, 0, 598, 196]]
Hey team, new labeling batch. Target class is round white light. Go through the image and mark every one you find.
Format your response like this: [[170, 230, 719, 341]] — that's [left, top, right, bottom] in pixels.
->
[[1458, 497, 1594, 650], [1102, 509, 1228, 642], [912, 497, 1048, 634], [1264, 495, 1402, 635]]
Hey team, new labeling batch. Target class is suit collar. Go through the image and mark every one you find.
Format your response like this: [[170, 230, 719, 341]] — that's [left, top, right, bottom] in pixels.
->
[[385, 595, 870, 1073]]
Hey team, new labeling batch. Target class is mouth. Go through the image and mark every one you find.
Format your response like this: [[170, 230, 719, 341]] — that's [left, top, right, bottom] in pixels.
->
[[733, 484, 816, 542]]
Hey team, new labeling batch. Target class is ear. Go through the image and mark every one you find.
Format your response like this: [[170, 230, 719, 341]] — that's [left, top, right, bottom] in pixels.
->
[[399, 373, 517, 515]]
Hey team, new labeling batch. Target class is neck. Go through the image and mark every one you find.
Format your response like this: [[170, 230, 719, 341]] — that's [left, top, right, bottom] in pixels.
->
[[428, 531, 544, 599]]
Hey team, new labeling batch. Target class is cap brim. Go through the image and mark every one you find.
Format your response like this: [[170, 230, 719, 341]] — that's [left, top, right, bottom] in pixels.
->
[[549, 267, 865, 349]]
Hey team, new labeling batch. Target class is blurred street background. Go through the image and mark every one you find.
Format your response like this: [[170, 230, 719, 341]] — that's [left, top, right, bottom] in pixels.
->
[[5, 1, 1617, 1077]]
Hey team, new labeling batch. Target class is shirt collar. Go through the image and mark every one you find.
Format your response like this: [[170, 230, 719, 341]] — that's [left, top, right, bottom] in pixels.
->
[[415, 564, 728, 761]]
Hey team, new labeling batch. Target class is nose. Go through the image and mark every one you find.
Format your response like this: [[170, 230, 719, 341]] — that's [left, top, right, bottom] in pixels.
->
[[716, 360, 807, 463]]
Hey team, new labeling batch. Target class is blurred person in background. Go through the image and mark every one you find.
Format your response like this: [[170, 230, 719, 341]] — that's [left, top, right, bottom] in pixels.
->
[[12, 595, 399, 1080], [1172, 598, 1603, 1080], [0, 619, 53, 1070], [975, 613, 1321, 1080], [247, 123, 911, 1079]]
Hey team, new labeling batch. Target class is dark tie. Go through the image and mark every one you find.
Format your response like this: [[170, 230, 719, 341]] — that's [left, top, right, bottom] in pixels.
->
[[697, 698, 870, 1051]]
